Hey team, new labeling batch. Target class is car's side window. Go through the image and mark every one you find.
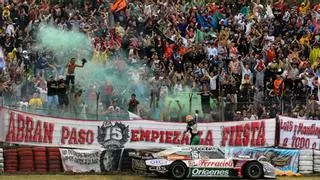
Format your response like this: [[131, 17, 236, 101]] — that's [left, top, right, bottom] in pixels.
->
[[199, 151, 224, 159], [191, 151, 200, 159]]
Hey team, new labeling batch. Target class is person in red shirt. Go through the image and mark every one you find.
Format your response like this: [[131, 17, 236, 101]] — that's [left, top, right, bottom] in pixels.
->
[[128, 93, 139, 114], [273, 75, 284, 96]]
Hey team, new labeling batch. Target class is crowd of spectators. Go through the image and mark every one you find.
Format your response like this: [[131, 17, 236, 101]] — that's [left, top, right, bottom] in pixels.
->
[[0, 0, 320, 121]]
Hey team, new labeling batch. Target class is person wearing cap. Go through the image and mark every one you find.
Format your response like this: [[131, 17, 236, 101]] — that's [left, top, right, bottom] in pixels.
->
[[57, 75, 68, 111], [233, 111, 243, 121], [184, 115, 200, 145]]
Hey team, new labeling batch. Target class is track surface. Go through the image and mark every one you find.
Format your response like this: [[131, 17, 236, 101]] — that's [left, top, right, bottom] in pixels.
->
[[0, 175, 319, 180]]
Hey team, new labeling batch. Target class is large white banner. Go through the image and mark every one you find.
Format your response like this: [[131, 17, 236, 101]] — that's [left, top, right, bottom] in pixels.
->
[[60, 148, 122, 172], [60, 149, 102, 173], [0, 108, 276, 149], [279, 116, 320, 150]]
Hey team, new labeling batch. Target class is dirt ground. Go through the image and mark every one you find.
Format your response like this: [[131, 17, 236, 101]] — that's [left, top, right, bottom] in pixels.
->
[[0, 175, 319, 180], [0, 175, 148, 180]]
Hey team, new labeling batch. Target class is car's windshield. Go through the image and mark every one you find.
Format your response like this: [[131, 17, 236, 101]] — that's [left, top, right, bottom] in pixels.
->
[[153, 147, 182, 157]]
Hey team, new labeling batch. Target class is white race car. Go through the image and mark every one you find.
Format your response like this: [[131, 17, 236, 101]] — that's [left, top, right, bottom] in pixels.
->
[[132, 146, 276, 179]]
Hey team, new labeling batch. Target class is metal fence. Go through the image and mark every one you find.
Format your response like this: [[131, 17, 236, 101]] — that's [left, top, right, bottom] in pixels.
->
[[0, 88, 313, 122], [1, 103, 129, 121]]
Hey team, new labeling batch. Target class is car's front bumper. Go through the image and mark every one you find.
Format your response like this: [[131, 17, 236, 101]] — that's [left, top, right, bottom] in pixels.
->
[[132, 158, 170, 174], [147, 165, 170, 174], [261, 161, 276, 179]]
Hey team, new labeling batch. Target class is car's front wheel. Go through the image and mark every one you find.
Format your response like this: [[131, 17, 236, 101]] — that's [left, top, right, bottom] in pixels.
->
[[170, 161, 187, 179], [244, 161, 263, 179]]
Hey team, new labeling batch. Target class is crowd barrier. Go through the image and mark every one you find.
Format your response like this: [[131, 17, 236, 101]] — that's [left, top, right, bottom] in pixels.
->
[[0, 146, 318, 176], [1, 147, 62, 173], [0, 107, 319, 176], [0, 107, 276, 149]]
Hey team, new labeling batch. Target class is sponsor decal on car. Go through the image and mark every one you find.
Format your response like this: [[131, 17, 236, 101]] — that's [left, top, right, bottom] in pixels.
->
[[187, 160, 196, 167], [146, 159, 170, 166], [190, 146, 218, 152], [149, 166, 168, 172], [189, 168, 230, 177], [195, 159, 234, 168], [167, 154, 191, 160]]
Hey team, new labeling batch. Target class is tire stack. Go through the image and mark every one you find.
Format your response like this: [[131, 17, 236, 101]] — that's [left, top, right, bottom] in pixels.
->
[[4, 149, 18, 173], [0, 148, 3, 173], [33, 147, 47, 173], [299, 150, 313, 174], [18, 148, 34, 172], [314, 150, 320, 173], [47, 148, 62, 173]]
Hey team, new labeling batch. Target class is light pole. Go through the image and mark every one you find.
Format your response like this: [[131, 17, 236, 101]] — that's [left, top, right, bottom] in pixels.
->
[[96, 91, 100, 120]]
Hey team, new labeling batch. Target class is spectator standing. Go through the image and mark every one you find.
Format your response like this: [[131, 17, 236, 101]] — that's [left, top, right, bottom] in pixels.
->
[[149, 73, 162, 109], [65, 58, 85, 90], [198, 86, 213, 120], [128, 93, 139, 114], [57, 75, 68, 111], [46, 75, 58, 113]]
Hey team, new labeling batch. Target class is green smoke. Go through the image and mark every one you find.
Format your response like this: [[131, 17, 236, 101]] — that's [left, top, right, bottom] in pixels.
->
[[35, 23, 139, 105], [34, 23, 217, 120], [36, 23, 92, 61]]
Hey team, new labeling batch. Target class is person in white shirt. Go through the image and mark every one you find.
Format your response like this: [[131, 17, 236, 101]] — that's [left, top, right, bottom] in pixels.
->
[[173, 79, 184, 94], [240, 58, 252, 82], [5, 22, 14, 37], [206, 43, 218, 59], [160, 84, 169, 99], [208, 72, 219, 99], [265, 0, 274, 19], [107, 100, 121, 113], [149, 73, 163, 108]]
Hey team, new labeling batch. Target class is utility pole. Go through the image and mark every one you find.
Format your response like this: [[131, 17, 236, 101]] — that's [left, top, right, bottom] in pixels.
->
[[188, 93, 193, 114], [96, 92, 100, 120]]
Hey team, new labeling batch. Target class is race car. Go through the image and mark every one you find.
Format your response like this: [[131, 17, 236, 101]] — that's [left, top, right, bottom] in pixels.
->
[[132, 146, 276, 179]]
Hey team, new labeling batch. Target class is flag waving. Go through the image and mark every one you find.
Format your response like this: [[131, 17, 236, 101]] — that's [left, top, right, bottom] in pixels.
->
[[111, 0, 127, 13]]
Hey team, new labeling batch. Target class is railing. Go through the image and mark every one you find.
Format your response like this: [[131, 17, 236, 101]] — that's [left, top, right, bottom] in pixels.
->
[[0, 103, 129, 121]]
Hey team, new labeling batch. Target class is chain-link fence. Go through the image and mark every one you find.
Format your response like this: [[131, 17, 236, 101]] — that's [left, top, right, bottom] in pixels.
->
[[0, 86, 314, 122], [1, 98, 129, 121], [158, 90, 313, 122]]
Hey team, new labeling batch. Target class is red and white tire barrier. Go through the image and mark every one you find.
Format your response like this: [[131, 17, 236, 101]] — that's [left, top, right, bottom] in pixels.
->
[[47, 148, 62, 173], [4, 149, 18, 173], [18, 148, 34, 172], [33, 147, 47, 173]]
